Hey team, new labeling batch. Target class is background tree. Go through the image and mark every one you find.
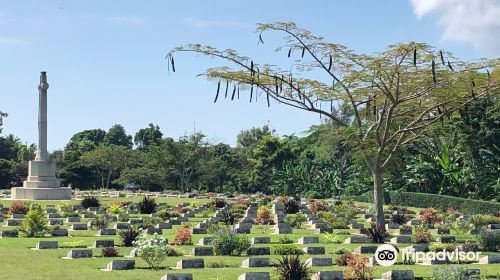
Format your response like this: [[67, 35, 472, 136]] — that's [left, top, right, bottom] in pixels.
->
[[103, 124, 133, 148], [166, 22, 500, 229], [134, 123, 163, 151], [79, 145, 138, 188]]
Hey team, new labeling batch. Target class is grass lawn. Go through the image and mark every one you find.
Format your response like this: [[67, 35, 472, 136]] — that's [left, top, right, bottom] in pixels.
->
[[0, 196, 499, 280]]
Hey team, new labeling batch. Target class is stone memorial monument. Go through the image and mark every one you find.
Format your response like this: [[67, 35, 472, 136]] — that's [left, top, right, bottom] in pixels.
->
[[11, 72, 71, 200]]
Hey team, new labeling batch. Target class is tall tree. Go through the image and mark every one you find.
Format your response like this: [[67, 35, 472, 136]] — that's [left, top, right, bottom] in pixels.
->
[[70, 129, 106, 146], [79, 145, 137, 188], [104, 124, 133, 148], [134, 123, 163, 151], [236, 125, 272, 153], [167, 22, 500, 229]]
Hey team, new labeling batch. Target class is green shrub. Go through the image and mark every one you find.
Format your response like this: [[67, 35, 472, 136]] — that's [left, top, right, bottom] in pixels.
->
[[477, 229, 500, 252], [348, 192, 500, 214], [389, 192, 500, 214], [287, 213, 307, 229], [101, 247, 119, 257], [317, 211, 349, 229], [430, 265, 479, 280], [275, 254, 310, 280], [119, 227, 141, 247], [81, 196, 100, 209], [18, 205, 48, 237], [273, 245, 304, 255], [89, 215, 111, 230], [429, 243, 456, 252], [138, 196, 157, 214], [210, 228, 250, 256]]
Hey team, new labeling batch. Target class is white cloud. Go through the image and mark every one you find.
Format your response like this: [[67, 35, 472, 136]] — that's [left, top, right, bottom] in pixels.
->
[[181, 17, 252, 29], [108, 16, 147, 27], [410, 0, 500, 53]]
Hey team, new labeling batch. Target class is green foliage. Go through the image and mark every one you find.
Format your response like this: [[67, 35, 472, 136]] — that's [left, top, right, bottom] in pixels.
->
[[134, 123, 163, 151], [101, 247, 119, 257], [364, 224, 389, 243], [273, 245, 304, 255], [430, 265, 479, 280], [81, 196, 100, 209], [210, 228, 250, 256], [18, 205, 48, 237], [275, 254, 310, 280], [317, 211, 349, 229], [352, 191, 500, 214], [428, 243, 456, 252], [133, 235, 169, 269], [119, 227, 141, 247], [103, 124, 133, 148], [477, 229, 500, 252], [138, 196, 157, 214], [287, 213, 307, 229], [89, 215, 110, 230]]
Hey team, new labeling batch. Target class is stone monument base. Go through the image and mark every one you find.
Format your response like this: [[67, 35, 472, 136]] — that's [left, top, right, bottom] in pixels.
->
[[11, 187, 72, 200]]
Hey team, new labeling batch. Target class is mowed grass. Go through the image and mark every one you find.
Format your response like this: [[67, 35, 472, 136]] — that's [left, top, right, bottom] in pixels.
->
[[0, 197, 499, 280]]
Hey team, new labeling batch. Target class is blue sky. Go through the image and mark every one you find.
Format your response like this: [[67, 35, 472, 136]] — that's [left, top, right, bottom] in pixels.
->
[[1, 0, 498, 150]]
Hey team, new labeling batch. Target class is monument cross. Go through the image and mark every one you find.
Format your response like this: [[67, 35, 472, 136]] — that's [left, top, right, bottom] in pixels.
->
[[11, 72, 72, 200]]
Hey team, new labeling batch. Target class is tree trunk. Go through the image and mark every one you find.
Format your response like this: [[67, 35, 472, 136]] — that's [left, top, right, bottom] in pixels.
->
[[372, 168, 386, 231]]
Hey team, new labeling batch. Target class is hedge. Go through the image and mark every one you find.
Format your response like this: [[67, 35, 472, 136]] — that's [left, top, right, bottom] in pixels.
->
[[347, 191, 500, 214]]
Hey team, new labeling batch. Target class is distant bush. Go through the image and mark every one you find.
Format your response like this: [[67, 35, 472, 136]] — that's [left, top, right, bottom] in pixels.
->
[[415, 228, 433, 243], [349, 192, 500, 214], [335, 251, 353, 266], [81, 196, 100, 209], [89, 215, 111, 230], [101, 247, 119, 257], [308, 200, 330, 214], [119, 227, 141, 247], [255, 206, 274, 225], [138, 196, 157, 214], [18, 205, 48, 237], [477, 229, 500, 252], [273, 245, 304, 255], [172, 227, 192, 245], [429, 243, 456, 252], [210, 228, 250, 256], [275, 254, 310, 280], [343, 254, 372, 280], [8, 201, 30, 215], [287, 213, 307, 229], [430, 265, 479, 280], [419, 208, 440, 225], [283, 197, 301, 214]]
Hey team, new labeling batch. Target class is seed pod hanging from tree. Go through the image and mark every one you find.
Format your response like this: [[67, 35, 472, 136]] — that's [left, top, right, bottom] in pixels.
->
[[447, 60, 454, 71], [258, 33, 264, 45], [413, 47, 417, 66], [439, 50, 445, 65], [237, 85, 240, 99], [171, 56, 176, 72], [287, 48, 292, 58], [266, 92, 270, 107], [250, 85, 253, 103], [250, 61, 254, 76], [214, 80, 221, 103], [487, 69, 491, 80], [328, 55, 332, 72], [224, 81, 229, 98], [231, 85, 236, 100], [431, 59, 437, 84], [301, 46, 305, 58]]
